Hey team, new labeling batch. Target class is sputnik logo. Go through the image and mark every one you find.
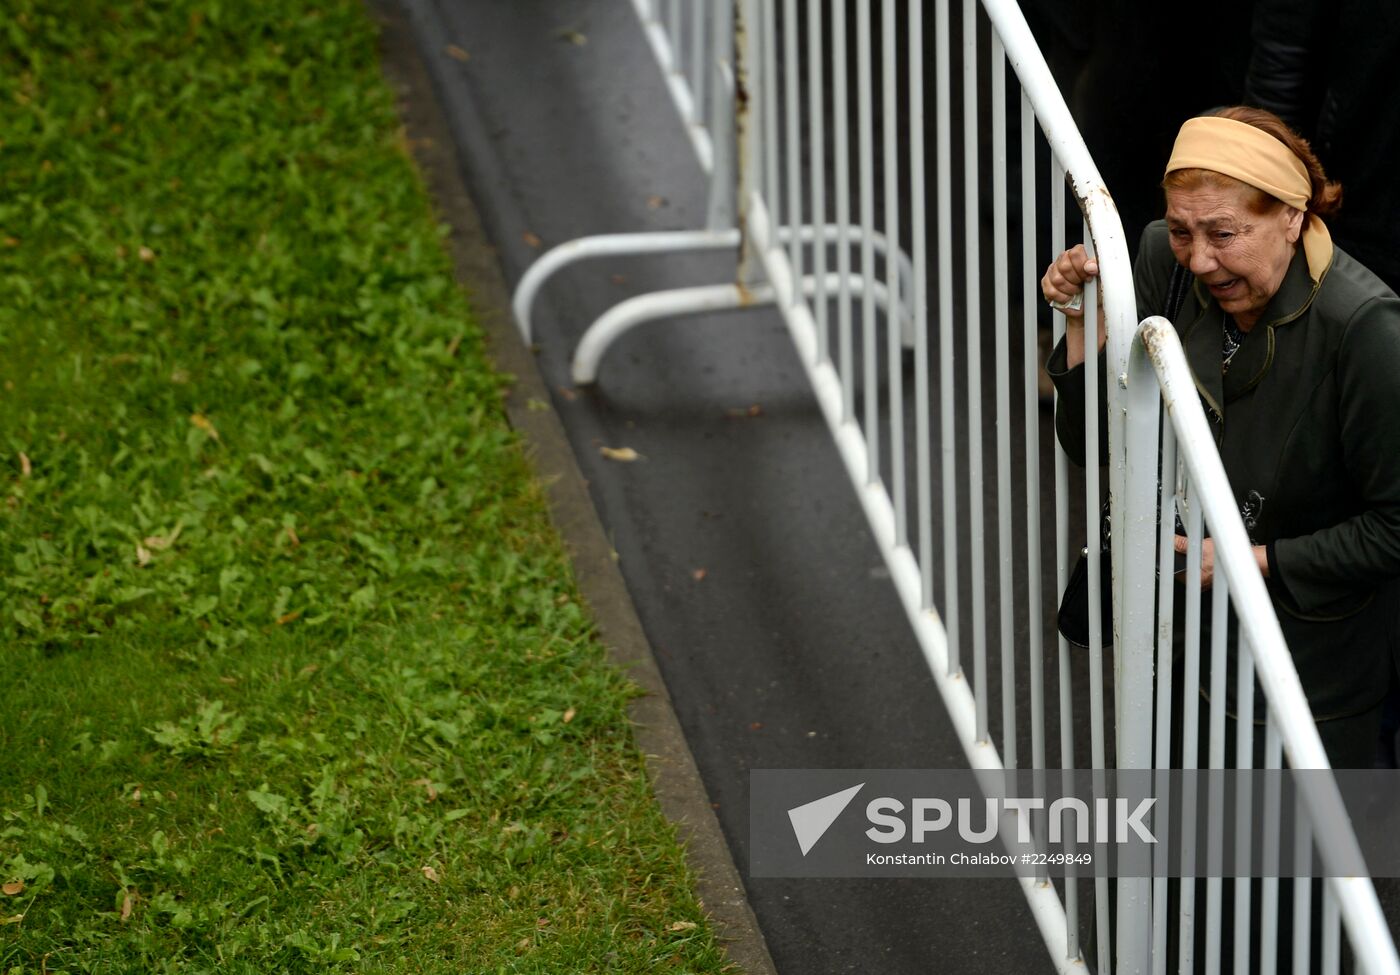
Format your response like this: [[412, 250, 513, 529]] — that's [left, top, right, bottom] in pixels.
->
[[787, 783, 864, 856]]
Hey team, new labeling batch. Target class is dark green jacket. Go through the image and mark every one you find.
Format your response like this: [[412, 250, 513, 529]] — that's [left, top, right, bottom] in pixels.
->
[[1050, 220, 1400, 719]]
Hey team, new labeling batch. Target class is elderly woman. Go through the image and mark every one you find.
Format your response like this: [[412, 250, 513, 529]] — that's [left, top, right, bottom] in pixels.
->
[[1041, 106, 1400, 769]]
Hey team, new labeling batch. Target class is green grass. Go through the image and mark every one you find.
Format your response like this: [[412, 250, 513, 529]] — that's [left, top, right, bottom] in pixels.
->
[[0, 2, 731, 971]]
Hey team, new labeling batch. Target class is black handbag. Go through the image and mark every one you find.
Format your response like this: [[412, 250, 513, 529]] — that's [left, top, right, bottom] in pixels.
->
[[1055, 263, 1190, 650], [1057, 501, 1114, 649]]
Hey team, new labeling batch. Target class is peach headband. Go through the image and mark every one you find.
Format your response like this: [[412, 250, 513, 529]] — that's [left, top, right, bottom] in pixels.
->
[[1165, 116, 1333, 283]]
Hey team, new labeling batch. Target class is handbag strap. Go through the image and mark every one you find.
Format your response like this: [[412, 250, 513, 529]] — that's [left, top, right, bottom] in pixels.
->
[[1164, 262, 1190, 322]]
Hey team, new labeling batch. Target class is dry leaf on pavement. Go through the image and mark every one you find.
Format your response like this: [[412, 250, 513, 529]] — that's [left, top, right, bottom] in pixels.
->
[[599, 446, 639, 462]]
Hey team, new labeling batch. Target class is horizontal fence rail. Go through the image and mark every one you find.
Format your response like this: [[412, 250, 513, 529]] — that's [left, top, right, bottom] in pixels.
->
[[501, 1, 1400, 972]]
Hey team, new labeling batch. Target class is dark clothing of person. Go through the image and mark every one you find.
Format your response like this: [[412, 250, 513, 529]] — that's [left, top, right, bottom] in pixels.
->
[[1245, 0, 1400, 292], [1049, 222, 1400, 741]]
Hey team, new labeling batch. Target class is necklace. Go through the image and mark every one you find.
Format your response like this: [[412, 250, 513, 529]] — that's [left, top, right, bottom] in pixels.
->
[[1222, 317, 1249, 373]]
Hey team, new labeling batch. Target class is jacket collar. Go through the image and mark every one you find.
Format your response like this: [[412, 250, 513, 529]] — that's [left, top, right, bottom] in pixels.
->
[[1183, 246, 1324, 410]]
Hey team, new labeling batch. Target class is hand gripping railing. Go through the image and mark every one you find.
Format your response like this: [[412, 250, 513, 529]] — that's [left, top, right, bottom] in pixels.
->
[[1121, 317, 1400, 975]]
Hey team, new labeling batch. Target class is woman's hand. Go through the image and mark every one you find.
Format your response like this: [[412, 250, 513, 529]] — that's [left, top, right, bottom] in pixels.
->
[[1172, 536, 1271, 589], [1041, 244, 1106, 368], [1041, 244, 1099, 316]]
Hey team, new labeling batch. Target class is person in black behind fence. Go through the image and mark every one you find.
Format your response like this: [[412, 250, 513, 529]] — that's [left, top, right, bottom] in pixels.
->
[[1041, 105, 1400, 772]]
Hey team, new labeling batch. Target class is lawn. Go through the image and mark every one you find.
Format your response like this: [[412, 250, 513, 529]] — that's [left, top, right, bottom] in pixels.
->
[[0, 1, 730, 971]]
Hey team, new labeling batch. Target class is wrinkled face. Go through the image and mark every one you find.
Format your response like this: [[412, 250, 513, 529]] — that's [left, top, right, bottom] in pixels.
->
[[1164, 181, 1304, 328]]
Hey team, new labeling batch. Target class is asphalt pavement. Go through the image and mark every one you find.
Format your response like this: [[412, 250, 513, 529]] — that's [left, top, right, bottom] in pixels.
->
[[395, 2, 1065, 971]]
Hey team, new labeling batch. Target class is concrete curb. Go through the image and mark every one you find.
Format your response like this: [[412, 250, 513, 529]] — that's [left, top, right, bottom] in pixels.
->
[[369, 5, 779, 974]]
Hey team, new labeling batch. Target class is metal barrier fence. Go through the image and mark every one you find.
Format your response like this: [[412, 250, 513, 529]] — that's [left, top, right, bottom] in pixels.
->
[[510, 1, 1399, 972], [1122, 319, 1400, 975]]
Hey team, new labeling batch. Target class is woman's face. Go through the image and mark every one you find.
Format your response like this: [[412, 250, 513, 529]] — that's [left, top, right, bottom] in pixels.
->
[[1164, 180, 1304, 329]]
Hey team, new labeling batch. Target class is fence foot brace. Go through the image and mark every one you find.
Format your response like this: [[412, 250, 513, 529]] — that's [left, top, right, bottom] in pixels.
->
[[571, 273, 911, 386], [515, 225, 917, 347], [512, 230, 742, 343]]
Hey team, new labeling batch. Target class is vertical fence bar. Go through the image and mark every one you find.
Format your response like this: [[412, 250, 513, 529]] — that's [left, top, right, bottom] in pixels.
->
[[1050, 154, 1077, 962], [1261, 712, 1283, 975], [707, 0, 736, 230], [833, 0, 854, 421], [912, 0, 932, 609], [1234, 636, 1256, 975], [783, 0, 801, 305], [1018, 83, 1050, 896], [963, 0, 989, 743], [857, 0, 878, 484], [1324, 883, 1342, 975], [807, 0, 828, 362], [762, 0, 779, 229], [1294, 810, 1312, 975], [1083, 232, 1110, 975], [1206, 573, 1232, 975], [991, 34, 1016, 770], [738, 0, 763, 284], [936, 0, 959, 649], [1019, 94, 1045, 779], [1152, 425, 1179, 975], [1180, 481, 1205, 975], [690, 0, 704, 123], [883, 0, 906, 545]]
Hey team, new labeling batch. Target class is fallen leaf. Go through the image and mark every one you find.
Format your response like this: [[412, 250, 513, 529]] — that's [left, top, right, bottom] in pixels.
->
[[189, 413, 220, 441], [410, 777, 439, 801], [169, 368, 190, 384], [138, 246, 155, 262], [276, 610, 302, 626], [1, 914, 23, 925], [135, 543, 153, 567], [691, 568, 707, 581], [3, 237, 18, 248], [557, 385, 577, 402], [421, 865, 441, 883], [668, 920, 698, 932], [562, 707, 576, 724], [599, 446, 640, 462], [536, 916, 550, 927], [1, 881, 23, 896], [748, 722, 764, 731], [646, 195, 667, 210], [18, 452, 30, 477], [143, 525, 182, 551], [285, 525, 301, 547], [557, 27, 587, 45], [120, 892, 133, 922], [445, 44, 470, 62], [521, 231, 542, 249], [297, 664, 318, 677], [725, 404, 764, 418]]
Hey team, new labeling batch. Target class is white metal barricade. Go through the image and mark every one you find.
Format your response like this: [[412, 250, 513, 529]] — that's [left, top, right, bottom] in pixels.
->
[[510, 2, 1399, 972], [1120, 318, 1400, 975]]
